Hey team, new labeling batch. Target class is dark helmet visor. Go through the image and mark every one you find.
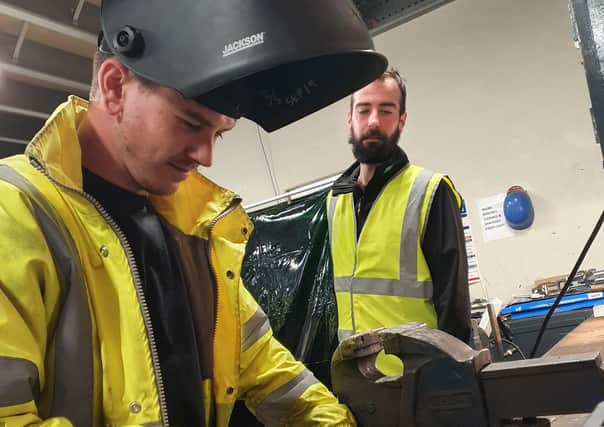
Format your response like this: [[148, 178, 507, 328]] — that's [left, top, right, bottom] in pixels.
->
[[100, 0, 387, 131]]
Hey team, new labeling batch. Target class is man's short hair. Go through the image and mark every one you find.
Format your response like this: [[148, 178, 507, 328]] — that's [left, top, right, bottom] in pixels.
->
[[89, 50, 157, 102], [349, 68, 407, 114], [89, 50, 112, 102]]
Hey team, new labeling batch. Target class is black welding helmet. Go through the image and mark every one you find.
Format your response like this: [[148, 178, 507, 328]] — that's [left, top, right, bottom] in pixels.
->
[[99, 0, 387, 132]]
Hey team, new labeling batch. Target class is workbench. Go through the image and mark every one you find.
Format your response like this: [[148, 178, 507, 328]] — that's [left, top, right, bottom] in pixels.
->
[[545, 317, 604, 426]]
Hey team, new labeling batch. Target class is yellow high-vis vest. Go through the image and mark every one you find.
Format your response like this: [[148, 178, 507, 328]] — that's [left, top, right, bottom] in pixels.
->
[[327, 164, 460, 374]]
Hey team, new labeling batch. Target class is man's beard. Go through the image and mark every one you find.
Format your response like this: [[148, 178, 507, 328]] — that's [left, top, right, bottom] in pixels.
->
[[348, 127, 401, 164]]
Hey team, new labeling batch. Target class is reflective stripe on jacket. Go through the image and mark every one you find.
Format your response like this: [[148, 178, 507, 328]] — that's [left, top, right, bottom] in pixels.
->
[[0, 96, 355, 427], [327, 164, 460, 344]]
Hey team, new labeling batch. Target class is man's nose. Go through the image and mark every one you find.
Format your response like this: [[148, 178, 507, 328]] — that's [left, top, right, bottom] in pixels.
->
[[368, 110, 380, 129], [187, 136, 215, 167]]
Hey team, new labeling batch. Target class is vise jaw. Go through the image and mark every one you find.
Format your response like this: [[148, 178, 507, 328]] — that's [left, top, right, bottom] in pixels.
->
[[331, 323, 491, 427]]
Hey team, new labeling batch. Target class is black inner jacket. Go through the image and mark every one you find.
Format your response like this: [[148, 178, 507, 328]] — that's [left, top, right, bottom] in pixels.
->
[[83, 168, 205, 427], [331, 146, 472, 343]]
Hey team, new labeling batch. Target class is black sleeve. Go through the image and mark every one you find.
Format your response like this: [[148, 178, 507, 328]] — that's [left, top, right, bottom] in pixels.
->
[[422, 180, 472, 343]]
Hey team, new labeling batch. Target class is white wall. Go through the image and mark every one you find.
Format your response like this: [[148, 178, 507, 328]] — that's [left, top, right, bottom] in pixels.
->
[[203, 0, 604, 304]]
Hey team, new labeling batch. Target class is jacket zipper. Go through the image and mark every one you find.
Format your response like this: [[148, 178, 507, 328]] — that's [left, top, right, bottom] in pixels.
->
[[30, 157, 170, 426], [203, 196, 240, 425], [207, 197, 241, 342]]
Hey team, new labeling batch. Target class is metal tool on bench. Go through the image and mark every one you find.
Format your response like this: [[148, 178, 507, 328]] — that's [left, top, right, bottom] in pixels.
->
[[331, 323, 604, 427]]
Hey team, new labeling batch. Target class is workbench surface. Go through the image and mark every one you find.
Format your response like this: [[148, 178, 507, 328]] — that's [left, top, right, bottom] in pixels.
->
[[543, 316, 604, 425]]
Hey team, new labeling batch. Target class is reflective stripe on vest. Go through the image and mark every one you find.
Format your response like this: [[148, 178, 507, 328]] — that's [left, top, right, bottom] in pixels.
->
[[241, 305, 271, 352], [327, 165, 441, 336], [254, 368, 318, 426], [0, 164, 93, 426]]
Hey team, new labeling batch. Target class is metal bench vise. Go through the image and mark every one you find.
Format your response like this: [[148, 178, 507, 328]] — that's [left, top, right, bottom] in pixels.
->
[[331, 323, 604, 426]]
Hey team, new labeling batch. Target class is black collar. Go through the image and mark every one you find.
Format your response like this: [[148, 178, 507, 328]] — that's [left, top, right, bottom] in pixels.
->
[[331, 146, 409, 196], [82, 168, 149, 216]]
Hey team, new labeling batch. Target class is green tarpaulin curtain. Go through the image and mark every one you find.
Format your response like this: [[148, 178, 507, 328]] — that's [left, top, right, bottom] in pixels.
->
[[230, 189, 338, 425]]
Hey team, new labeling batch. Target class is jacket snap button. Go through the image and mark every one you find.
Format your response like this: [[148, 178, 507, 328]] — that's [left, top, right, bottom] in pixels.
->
[[128, 401, 142, 414], [99, 245, 109, 257], [226, 386, 235, 395], [226, 270, 234, 280], [241, 227, 248, 235]]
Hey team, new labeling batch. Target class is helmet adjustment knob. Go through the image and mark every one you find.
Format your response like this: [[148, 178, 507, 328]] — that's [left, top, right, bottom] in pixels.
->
[[113, 25, 145, 57]]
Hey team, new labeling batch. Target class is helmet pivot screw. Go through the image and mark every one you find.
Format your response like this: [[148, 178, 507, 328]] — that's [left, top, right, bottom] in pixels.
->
[[113, 25, 145, 57]]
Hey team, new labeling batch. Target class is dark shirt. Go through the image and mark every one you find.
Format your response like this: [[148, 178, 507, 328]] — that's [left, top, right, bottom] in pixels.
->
[[331, 147, 471, 343], [83, 169, 205, 427]]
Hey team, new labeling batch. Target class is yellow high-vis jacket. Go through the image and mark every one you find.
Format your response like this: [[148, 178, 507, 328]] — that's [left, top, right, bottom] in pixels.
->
[[327, 164, 461, 374], [0, 96, 355, 427]]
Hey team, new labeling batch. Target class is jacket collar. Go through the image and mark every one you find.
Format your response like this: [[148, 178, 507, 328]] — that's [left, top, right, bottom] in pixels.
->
[[26, 95, 250, 238]]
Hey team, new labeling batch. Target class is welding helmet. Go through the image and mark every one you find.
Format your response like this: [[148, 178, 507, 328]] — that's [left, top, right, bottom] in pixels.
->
[[503, 186, 534, 230], [98, 0, 387, 132]]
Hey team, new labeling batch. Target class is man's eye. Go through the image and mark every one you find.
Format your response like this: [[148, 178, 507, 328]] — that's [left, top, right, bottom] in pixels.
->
[[358, 110, 369, 115], [183, 120, 202, 131]]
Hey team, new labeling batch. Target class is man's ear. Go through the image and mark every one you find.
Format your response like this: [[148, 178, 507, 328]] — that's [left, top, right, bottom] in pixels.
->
[[398, 111, 408, 131], [97, 57, 132, 117], [346, 110, 352, 128]]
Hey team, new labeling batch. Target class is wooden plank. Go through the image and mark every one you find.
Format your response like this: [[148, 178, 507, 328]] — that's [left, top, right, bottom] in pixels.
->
[[545, 317, 604, 357], [549, 413, 591, 426], [540, 318, 604, 425], [27, 25, 95, 58]]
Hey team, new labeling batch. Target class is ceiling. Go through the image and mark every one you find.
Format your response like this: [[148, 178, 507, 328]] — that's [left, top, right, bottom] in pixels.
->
[[0, 0, 99, 156], [0, 0, 452, 158]]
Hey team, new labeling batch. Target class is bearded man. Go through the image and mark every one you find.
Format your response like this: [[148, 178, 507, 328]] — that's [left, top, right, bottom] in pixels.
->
[[327, 69, 472, 375]]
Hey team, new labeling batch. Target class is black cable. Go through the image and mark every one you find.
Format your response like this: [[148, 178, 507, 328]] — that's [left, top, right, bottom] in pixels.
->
[[529, 210, 604, 358], [502, 338, 526, 360]]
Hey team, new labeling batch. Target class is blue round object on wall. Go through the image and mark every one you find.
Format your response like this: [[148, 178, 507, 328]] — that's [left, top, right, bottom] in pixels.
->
[[504, 186, 534, 230]]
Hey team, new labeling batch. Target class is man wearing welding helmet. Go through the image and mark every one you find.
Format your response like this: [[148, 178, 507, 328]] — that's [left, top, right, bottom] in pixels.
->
[[0, 1, 386, 425]]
